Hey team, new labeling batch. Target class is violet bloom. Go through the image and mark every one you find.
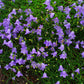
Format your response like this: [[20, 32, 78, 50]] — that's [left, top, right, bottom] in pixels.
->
[[55, 81, 60, 84], [75, 68, 80, 74], [30, 48, 37, 54], [4, 64, 11, 70], [16, 71, 23, 77], [37, 63, 48, 71], [42, 72, 48, 78], [43, 0, 51, 5], [38, 37, 42, 41], [60, 71, 68, 78], [80, 20, 84, 26], [58, 6, 63, 11], [58, 44, 64, 51], [51, 51, 57, 57], [31, 61, 37, 69], [12, 77, 15, 80], [81, 52, 84, 58], [80, 41, 84, 48], [58, 65, 64, 71], [68, 31, 76, 40], [66, 14, 71, 19], [36, 29, 41, 36], [39, 47, 45, 52], [16, 58, 26, 65], [71, 73, 74, 79], [27, 54, 33, 60], [45, 5, 54, 11], [14, 19, 21, 25], [26, 65, 30, 69], [9, 60, 16, 66], [39, 25, 43, 29], [49, 13, 55, 18], [0, 49, 3, 54], [36, 51, 41, 57], [21, 47, 28, 55], [24, 9, 33, 15], [0, 65, 1, 69], [11, 68, 16, 73], [12, 47, 17, 54], [42, 52, 48, 58], [25, 28, 31, 35], [64, 6, 71, 14], [75, 43, 79, 49], [78, 0, 83, 4], [59, 51, 67, 59], [52, 17, 59, 24]]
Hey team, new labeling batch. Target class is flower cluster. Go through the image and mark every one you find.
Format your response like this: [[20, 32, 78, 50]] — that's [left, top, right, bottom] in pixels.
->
[[0, 0, 84, 84]]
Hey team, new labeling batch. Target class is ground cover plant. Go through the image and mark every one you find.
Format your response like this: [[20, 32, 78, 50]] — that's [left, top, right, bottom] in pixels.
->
[[0, 0, 84, 84]]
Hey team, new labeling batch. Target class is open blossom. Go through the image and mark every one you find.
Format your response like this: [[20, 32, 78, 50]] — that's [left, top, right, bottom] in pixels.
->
[[58, 44, 64, 51], [60, 71, 68, 78], [42, 72, 48, 78], [81, 52, 84, 58], [59, 51, 67, 59], [55, 81, 60, 84], [58, 65, 64, 71], [16, 71, 23, 77], [75, 68, 80, 74]]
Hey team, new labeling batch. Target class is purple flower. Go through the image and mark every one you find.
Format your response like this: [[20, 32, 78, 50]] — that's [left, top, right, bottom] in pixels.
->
[[36, 51, 41, 57], [4, 64, 11, 70], [60, 71, 68, 78], [27, 54, 33, 60], [71, 73, 74, 79], [49, 13, 55, 18], [42, 52, 48, 58], [64, 6, 71, 14], [59, 51, 67, 59], [66, 14, 71, 19], [39, 47, 45, 52], [78, 0, 83, 4], [0, 65, 1, 69], [43, 0, 51, 5], [51, 51, 57, 57], [52, 17, 59, 23], [42, 72, 48, 78], [24, 9, 33, 15], [12, 47, 17, 54], [58, 65, 64, 71], [58, 6, 63, 11], [16, 71, 23, 77], [14, 19, 21, 25], [39, 25, 43, 29], [80, 20, 84, 26], [30, 48, 37, 54], [68, 31, 76, 40], [36, 29, 41, 36], [81, 52, 84, 58], [26, 65, 30, 69], [25, 28, 31, 35], [21, 47, 28, 55], [75, 68, 80, 74], [75, 43, 79, 49], [16, 58, 26, 65], [0, 49, 3, 54], [37, 63, 47, 71], [58, 44, 64, 51], [12, 77, 15, 80], [31, 61, 37, 69], [45, 5, 54, 11], [55, 81, 60, 84], [9, 60, 16, 66]]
